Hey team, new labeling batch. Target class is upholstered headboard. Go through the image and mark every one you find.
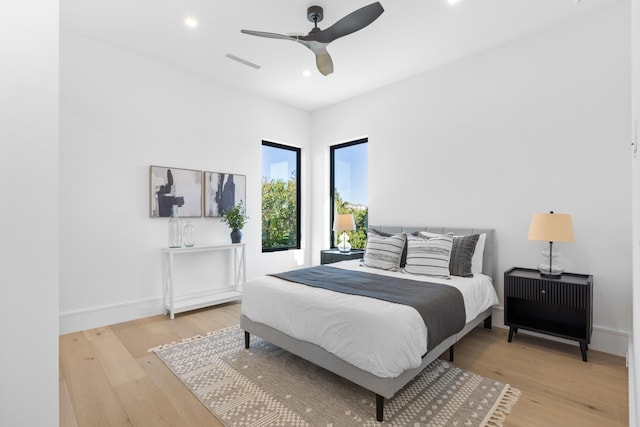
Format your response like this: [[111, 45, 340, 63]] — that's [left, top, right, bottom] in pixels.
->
[[368, 226, 496, 282]]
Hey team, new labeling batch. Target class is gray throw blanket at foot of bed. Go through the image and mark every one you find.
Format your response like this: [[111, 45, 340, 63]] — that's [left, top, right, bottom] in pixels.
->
[[271, 265, 466, 351]]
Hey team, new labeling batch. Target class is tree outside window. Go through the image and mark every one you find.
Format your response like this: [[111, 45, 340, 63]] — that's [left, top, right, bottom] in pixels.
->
[[262, 141, 301, 251], [331, 139, 368, 249]]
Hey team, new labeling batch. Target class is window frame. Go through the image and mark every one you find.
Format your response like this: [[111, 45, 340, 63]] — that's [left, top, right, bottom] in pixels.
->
[[261, 140, 301, 252], [329, 138, 368, 249]]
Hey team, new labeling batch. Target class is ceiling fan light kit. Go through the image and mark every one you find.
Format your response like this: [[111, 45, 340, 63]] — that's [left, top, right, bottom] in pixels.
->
[[241, 2, 384, 76]]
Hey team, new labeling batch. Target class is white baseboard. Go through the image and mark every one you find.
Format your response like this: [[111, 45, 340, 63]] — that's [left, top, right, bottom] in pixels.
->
[[59, 297, 165, 335], [490, 306, 629, 358], [60, 301, 630, 358]]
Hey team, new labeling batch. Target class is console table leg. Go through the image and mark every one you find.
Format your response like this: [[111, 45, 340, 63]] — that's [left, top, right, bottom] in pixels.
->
[[244, 331, 250, 349], [508, 326, 514, 342]]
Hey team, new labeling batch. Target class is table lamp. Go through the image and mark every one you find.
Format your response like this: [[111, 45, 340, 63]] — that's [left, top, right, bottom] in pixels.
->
[[333, 213, 356, 252], [528, 211, 575, 278]]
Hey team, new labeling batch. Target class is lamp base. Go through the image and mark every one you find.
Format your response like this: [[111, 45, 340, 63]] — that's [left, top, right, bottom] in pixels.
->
[[337, 232, 351, 252], [538, 263, 564, 278], [538, 244, 564, 279], [540, 271, 562, 279]]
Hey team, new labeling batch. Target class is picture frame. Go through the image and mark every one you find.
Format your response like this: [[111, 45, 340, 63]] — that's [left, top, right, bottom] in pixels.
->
[[203, 171, 247, 217], [150, 165, 202, 218]]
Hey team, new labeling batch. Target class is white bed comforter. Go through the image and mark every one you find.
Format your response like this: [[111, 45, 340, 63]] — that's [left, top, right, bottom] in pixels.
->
[[241, 260, 499, 378]]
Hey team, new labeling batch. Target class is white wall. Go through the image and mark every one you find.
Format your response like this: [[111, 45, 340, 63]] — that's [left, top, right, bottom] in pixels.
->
[[311, 1, 631, 355], [0, 0, 59, 426], [629, 0, 639, 422], [59, 32, 311, 333]]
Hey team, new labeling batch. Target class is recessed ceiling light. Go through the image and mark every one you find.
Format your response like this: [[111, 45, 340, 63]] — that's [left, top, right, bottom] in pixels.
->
[[302, 70, 312, 77], [184, 16, 198, 28], [447, 0, 461, 4]]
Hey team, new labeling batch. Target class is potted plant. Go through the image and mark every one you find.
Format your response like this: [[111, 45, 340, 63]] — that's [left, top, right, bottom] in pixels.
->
[[221, 200, 249, 243]]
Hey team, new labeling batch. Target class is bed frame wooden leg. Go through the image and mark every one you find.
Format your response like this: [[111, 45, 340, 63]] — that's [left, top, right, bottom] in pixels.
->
[[449, 345, 454, 361], [376, 394, 384, 422], [244, 331, 250, 349], [484, 315, 492, 329]]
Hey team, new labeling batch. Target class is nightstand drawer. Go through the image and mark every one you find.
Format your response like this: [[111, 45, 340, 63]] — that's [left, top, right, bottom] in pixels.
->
[[320, 250, 365, 265], [505, 278, 589, 309], [322, 253, 346, 264]]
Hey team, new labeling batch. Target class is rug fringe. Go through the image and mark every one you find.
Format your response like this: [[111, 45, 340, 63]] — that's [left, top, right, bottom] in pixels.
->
[[147, 324, 240, 352], [482, 385, 521, 427]]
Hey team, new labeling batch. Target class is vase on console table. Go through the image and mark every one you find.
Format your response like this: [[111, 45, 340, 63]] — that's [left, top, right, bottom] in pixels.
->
[[183, 222, 196, 247], [230, 228, 242, 244], [168, 205, 182, 248], [221, 201, 248, 244]]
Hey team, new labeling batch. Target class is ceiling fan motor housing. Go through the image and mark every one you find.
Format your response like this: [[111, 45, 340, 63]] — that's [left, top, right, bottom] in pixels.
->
[[307, 6, 323, 23]]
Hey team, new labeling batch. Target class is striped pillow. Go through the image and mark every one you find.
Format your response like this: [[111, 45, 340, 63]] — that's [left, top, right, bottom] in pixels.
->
[[363, 231, 406, 271], [404, 233, 453, 278], [369, 228, 408, 267], [419, 231, 482, 276]]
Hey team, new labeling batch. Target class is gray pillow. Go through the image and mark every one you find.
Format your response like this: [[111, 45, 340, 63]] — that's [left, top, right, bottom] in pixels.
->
[[368, 228, 408, 267], [449, 234, 480, 277], [363, 231, 406, 271]]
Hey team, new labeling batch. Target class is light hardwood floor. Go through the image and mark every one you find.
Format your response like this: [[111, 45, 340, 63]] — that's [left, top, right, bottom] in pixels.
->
[[59, 302, 628, 426]]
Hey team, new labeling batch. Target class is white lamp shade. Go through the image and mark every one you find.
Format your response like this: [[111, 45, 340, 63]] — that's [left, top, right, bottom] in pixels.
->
[[528, 213, 575, 242], [333, 213, 356, 232]]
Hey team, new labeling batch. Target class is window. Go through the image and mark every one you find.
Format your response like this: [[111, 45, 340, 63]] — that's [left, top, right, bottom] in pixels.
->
[[262, 141, 301, 251], [330, 139, 368, 249]]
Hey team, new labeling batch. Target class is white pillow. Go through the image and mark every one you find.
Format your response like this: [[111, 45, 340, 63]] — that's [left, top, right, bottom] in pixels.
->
[[417, 231, 448, 239], [471, 233, 486, 274], [404, 233, 453, 278]]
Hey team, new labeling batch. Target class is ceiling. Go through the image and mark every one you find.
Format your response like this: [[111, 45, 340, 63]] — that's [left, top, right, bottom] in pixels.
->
[[60, 0, 618, 112]]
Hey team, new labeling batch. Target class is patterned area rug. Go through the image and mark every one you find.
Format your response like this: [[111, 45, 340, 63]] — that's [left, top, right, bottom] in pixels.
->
[[152, 325, 520, 426]]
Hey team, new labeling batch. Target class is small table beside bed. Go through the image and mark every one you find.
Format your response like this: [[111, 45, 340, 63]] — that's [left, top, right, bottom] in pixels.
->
[[241, 226, 499, 422]]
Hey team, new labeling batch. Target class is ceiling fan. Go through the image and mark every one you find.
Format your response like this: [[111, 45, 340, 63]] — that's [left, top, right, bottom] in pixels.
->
[[241, 2, 384, 76]]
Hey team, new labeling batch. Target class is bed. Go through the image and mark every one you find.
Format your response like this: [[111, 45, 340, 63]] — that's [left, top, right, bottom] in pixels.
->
[[241, 226, 498, 422]]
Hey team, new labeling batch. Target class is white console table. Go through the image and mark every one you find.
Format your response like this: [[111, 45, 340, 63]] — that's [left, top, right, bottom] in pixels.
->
[[161, 243, 246, 319]]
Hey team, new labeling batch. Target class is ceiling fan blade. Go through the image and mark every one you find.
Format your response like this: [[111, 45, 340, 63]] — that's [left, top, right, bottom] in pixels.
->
[[314, 47, 334, 76], [241, 29, 298, 41], [314, 2, 384, 44]]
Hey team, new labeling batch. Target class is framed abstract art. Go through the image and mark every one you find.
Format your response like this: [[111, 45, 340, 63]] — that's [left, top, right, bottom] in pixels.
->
[[203, 171, 247, 217], [150, 166, 202, 218]]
